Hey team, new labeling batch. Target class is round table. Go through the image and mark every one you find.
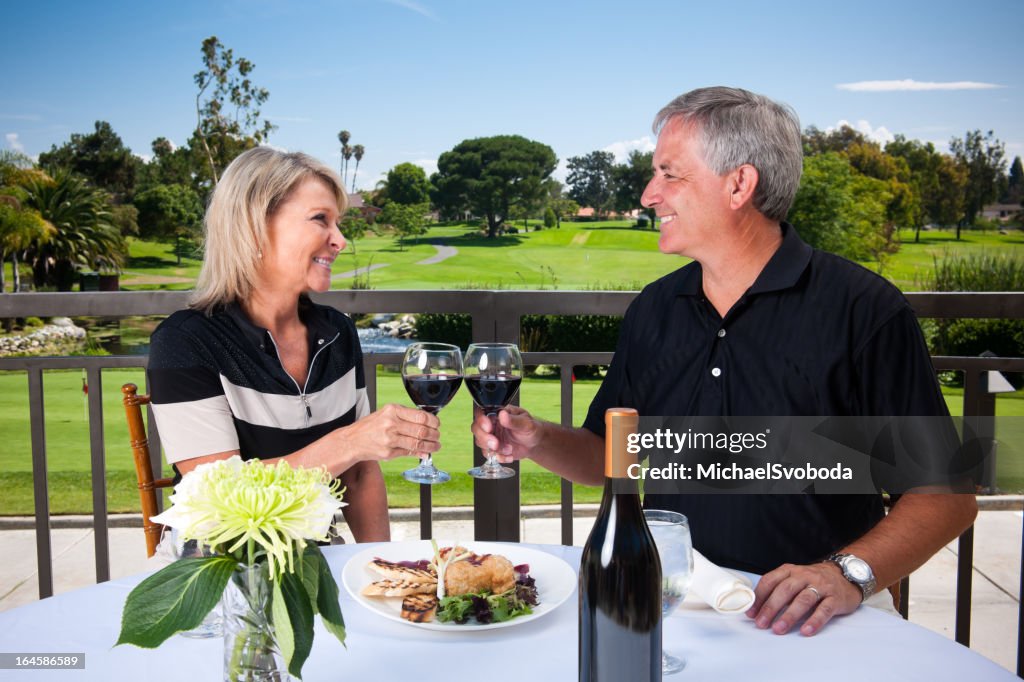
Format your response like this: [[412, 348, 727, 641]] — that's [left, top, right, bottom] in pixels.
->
[[0, 542, 1014, 681]]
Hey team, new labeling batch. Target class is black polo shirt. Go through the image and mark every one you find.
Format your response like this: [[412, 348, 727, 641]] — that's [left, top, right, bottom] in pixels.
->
[[582, 224, 950, 574]]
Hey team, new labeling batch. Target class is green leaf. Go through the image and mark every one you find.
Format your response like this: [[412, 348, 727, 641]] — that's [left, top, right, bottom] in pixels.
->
[[117, 556, 236, 648], [274, 572, 314, 679], [300, 544, 320, 613], [312, 547, 346, 647]]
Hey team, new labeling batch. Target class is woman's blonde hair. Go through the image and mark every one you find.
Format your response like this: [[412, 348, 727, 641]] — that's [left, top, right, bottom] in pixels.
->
[[191, 146, 347, 313]]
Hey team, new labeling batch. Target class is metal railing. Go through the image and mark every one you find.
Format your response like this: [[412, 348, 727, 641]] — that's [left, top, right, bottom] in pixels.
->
[[2, 290, 1023, 675]]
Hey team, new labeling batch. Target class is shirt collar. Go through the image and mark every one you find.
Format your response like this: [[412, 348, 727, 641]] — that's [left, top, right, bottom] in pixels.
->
[[674, 222, 812, 298], [223, 295, 335, 351]]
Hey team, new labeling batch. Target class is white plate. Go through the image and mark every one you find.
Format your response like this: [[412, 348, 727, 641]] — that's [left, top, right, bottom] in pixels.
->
[[342, 540, 577, 631]]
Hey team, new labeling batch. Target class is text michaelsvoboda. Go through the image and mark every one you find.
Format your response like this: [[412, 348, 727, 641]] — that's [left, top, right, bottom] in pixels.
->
[[627, 462, 854, 481]]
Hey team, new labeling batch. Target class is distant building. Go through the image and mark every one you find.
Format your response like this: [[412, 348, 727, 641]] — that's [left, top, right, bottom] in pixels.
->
[[346, 193, 382, 221], [981, 203, 1022, 222]]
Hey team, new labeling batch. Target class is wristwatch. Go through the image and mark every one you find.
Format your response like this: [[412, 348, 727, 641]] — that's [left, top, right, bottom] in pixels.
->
[[826, 553, 877, 602]]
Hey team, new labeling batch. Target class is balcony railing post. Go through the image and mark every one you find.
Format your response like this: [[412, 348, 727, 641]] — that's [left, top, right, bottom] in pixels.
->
[[27, 367, 53, 599], [86, 366, 110, 583], [471, 292, 521, 542]]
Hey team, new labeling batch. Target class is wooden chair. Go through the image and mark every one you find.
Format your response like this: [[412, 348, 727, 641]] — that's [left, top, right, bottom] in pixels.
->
[[122, 383, 174, 557]]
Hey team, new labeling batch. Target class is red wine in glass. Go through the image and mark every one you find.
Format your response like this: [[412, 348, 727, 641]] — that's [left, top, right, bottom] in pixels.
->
[[403, 374, 463, 414], [401, 343, 463, 484], [464, 343, 522, 480]]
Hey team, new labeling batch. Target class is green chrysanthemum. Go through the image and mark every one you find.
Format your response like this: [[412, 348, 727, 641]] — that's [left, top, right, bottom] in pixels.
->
[[152, 456, 345, 579]]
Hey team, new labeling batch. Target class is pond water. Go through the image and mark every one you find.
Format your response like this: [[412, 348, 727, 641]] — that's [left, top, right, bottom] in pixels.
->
[[80, 316, 414, 356]]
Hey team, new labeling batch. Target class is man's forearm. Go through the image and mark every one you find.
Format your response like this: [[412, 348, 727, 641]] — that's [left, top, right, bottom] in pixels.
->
[[840, 492, 978, 591]]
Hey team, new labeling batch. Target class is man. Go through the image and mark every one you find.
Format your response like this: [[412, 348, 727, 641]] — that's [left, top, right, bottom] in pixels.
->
[[471, 87, 977, 636]]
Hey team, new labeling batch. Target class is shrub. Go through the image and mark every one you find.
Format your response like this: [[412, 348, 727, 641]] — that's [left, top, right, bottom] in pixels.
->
[[923, 251, 1024, 387], [414, 313, 472, 348]]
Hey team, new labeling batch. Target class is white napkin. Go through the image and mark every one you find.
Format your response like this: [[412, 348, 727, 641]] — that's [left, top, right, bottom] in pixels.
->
[[690, 549, 756, 614]]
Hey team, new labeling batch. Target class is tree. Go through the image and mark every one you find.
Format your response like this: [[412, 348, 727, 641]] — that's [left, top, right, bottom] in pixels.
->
[[21, 171, 125, 290], [38, 121, 140, 201], [340, 207, 372, 255], [351, 145, 365, 193], [377, 201, 428, 250], [886, 136, 966, 241], [431, 135, 557, 238], [137, 137, 194, 190], [193, 36, 275, 186], [802, 124, 867, 156], [134, 184, 204, 265], [789, 153, 892, 267], [566, 150, 615, 217], [1004, 156, 1024, 205], [0, 152, 52, 292], [543, 206, 556, 229], [381, 162, 431, 205], [612, 150, 655, 223], [337, 131, 351, 186], [950, 129, 1006, 237]]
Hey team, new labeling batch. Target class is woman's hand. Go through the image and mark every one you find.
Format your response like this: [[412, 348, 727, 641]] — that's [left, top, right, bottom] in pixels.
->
[[338, 403, 441, 463], [471, 405, 542, 463]]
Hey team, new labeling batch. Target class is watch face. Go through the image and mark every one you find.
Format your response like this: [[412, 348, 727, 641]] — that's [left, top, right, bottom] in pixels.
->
[[845, 558, 871, 582]]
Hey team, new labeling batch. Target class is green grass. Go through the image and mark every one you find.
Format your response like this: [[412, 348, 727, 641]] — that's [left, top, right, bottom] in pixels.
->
[[865, 228, 1024, 290], [1, 368, 1021, 515], [115, 222, 1024, 293]]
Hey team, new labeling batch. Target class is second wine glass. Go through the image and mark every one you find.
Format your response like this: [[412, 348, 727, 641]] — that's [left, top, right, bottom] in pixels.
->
[[401, 342, 463, 484], [464, 342, 522, 480], [643, 509, 694, 675]]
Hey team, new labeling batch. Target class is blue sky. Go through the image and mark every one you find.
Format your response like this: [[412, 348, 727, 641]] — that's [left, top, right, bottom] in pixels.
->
[[3, 0, 1022, 189]]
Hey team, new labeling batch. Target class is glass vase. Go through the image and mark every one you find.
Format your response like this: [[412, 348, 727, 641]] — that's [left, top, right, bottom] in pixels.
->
[[223, 563, 289, 682]]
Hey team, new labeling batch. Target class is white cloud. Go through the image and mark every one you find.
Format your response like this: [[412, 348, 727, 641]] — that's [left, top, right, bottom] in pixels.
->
[[602, 136, 655, 164], [411, 158, 438, 176], [379, 0, 436, 20], [5, 133, 25, 153], [836, 79, 1004, 92], [829, 119, 895, 146]]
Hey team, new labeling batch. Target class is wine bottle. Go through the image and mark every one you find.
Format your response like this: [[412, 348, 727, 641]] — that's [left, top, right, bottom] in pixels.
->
[[579, 408, 662, 682]]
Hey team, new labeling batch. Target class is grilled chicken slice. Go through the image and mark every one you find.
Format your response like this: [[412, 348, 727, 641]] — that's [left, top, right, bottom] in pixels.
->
[[366, 558, 437, 583], [444, 554, 516, 596], [361, 579, 437, 598], [401, 594, 438, 623]]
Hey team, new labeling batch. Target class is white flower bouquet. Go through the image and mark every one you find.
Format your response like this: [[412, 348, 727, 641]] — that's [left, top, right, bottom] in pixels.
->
[[117, 456, 348, 680]]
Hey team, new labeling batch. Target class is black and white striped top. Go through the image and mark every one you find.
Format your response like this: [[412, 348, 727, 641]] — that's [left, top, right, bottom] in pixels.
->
[[147, 297, 369, 466]]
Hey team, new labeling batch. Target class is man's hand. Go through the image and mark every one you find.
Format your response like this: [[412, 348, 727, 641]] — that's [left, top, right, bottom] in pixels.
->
[[746, 561, 862, 636], [471, 405, 542, 463]]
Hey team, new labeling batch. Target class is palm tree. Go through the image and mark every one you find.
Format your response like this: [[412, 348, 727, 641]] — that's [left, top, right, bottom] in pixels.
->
[[342, 144, 353, 190], [21, 171, 125, 291], [337, 130, 351, 185], [351, 144, 365, 193], [0, 194, 52, 292]]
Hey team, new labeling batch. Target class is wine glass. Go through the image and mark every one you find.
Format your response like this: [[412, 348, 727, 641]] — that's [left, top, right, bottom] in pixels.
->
[[464, 342, 522, 480], [644, 509, 693, 675], [401, 342, 463, 484]]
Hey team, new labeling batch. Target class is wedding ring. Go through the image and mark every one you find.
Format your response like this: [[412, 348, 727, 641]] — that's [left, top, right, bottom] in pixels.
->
[[805, 585, 822, 601]]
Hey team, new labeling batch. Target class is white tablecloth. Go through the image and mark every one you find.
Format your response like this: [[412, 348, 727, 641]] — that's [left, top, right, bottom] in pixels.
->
[[0, 542, 1014, 681]]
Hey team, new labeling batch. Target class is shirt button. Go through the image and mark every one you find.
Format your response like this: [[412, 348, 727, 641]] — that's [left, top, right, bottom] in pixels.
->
[[318, 339, 324, 345], [711, 367, 722, 378], [717, 329, 727, 338]]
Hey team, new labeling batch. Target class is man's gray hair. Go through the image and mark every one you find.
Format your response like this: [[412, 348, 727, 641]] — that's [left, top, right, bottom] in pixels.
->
[[653, 87, 803, 222]]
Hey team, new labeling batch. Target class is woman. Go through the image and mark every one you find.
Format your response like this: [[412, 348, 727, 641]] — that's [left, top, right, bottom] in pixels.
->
[[147, 147, 439, 542]]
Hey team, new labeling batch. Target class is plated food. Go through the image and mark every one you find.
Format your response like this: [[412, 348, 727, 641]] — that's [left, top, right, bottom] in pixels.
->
[[360, 543, 538, 624], [341, 540, 577, 632]]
